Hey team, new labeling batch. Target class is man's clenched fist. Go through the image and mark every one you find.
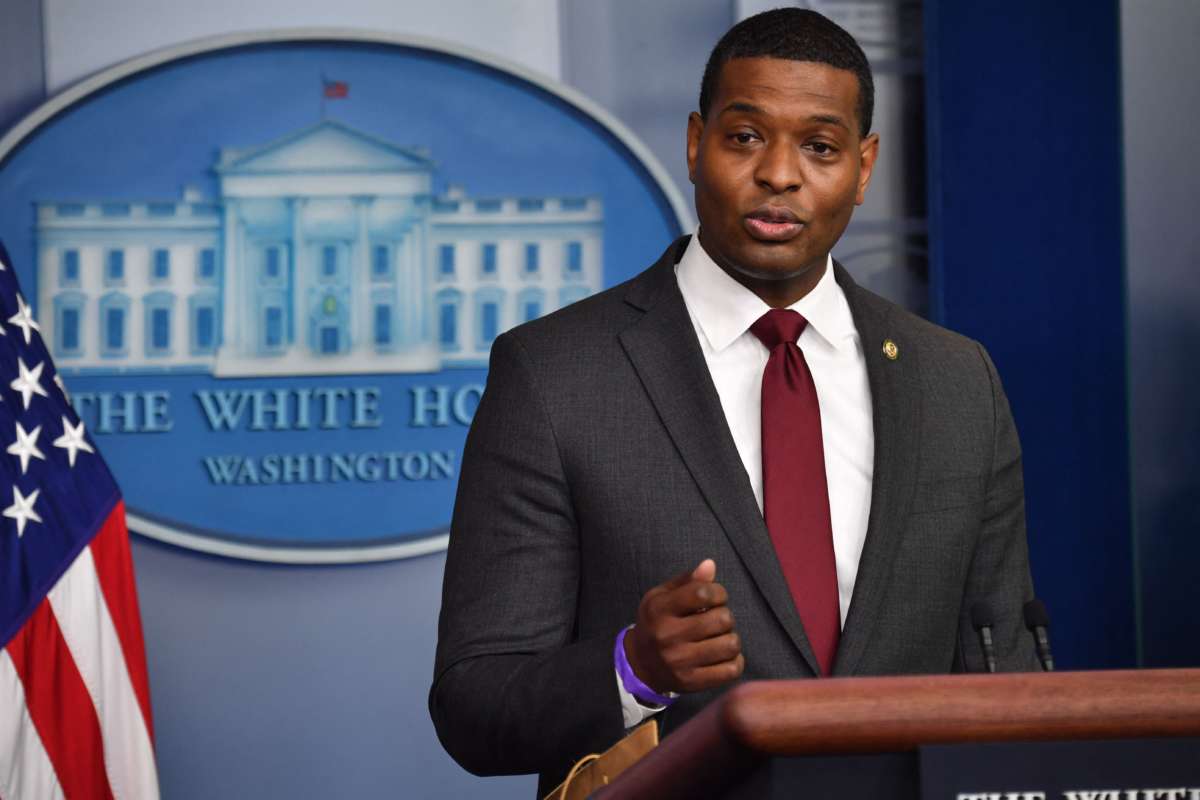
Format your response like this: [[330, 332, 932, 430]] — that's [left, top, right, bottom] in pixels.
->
[[623, 559, 744, 695]]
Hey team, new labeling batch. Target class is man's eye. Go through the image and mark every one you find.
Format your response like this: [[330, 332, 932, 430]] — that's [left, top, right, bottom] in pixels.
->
[[732, 132, 757, 145], [808, 142, 837, 156]]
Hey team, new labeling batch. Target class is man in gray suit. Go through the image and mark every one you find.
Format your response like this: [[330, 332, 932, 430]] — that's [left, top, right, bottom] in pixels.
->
[[431, 8, 1037, 794]]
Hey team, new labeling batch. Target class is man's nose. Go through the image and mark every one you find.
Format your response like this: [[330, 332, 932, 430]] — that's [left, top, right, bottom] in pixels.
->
[[754, 140, 802, 194]]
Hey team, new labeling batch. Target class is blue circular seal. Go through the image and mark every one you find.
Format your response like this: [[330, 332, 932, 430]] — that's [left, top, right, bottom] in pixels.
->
[[0, 31, 689, 562]]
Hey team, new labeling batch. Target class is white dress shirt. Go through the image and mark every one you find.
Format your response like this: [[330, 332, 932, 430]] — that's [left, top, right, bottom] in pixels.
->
[[618, 232, 875, 726]]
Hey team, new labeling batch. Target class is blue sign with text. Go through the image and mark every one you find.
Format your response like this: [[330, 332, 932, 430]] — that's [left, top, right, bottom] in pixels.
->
[[0, 34, 685, 561]]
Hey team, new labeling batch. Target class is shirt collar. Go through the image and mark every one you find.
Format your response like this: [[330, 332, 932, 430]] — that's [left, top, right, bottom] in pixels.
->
[[675, 228, 857, 354]]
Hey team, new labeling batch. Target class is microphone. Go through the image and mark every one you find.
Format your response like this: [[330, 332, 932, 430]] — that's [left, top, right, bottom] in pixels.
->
[[970, 602, 998, 674], [1023, 599, 1055, 672]]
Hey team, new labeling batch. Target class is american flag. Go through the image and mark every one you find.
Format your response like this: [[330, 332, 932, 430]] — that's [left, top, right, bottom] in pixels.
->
[[0, 242, 159, 798], [322, 78, 349, 99]]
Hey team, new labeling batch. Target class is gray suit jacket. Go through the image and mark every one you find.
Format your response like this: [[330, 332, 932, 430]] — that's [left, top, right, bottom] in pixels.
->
[[430, 237, 1037, 794]]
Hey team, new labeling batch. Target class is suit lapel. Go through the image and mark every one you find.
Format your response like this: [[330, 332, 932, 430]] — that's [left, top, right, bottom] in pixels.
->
[[618, 239, 821, 675], [831, 263, 923, 676]]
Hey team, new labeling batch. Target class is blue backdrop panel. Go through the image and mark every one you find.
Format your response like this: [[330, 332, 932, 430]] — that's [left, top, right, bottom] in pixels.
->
[[1122, 1, 1200, 669], [924, 1, 1134, 667]]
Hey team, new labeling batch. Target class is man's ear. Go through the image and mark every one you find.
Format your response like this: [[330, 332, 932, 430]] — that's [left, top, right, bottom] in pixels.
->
[[686, 112, 705, 184], [855, 132, 880, 205]]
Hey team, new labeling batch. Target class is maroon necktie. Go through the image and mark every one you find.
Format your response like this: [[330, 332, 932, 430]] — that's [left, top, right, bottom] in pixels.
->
[[750, 309, 840, 676]]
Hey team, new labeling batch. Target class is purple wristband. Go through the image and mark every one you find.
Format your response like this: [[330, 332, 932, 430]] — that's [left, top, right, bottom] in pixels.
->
[[615, 626, 676, 707]]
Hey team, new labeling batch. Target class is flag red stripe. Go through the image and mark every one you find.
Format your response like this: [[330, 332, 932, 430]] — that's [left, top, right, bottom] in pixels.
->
[[6, 601, 115, 800], [88, 500, 154, 743], [1, 649, 67, 799]]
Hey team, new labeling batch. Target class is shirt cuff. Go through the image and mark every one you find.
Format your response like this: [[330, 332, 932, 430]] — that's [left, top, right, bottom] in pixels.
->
[[617, 667, 665, 728]]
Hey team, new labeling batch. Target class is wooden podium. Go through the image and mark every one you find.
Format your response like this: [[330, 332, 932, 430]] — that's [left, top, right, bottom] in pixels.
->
[[594, 669, 1200, 799]]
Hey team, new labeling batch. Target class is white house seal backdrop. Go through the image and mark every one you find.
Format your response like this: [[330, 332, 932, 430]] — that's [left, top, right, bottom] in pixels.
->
[[0, 31, 688, 563]]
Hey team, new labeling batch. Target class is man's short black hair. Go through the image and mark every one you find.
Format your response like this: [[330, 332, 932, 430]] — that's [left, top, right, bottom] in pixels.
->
[[699, 8, 875, 137]]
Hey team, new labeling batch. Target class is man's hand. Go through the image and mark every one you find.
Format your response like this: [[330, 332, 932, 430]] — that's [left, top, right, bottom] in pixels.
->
[[624, 559, 744, 695]]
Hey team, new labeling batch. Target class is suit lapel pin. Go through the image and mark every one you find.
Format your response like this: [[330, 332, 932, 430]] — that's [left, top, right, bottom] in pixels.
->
[[882, 339, 899, 361]]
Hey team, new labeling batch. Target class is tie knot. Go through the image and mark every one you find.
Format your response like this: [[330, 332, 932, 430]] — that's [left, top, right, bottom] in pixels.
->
[[750, 309, 808, 351]]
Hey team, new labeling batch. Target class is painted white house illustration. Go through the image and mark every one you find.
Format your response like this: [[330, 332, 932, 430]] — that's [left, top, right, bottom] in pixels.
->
[[34, 120, 603, 376]]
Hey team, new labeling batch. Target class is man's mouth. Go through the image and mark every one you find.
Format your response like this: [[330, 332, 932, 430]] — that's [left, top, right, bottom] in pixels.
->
[[743, 205, 805, 241]]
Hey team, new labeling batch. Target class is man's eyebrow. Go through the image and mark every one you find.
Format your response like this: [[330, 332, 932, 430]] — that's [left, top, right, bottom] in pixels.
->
[[809, 114, 850, 130], [718, 104, 851, 131], [719, 101, 764, 115]]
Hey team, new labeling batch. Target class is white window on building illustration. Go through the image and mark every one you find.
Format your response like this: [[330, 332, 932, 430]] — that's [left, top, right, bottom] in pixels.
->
[[480, 303, 498, 346], [261, 245, 285, 285], [105, 249, 125, 286], [53, 292, 85, 358], [559, 285, 590, 309], [374, 303, 392, 348], [439, 244, 455, 278], [309, 288, 347, 356], [263, 305, 285, 351], [481, 243, 497, 278], [475, 288, 504, 349], [321, 244, 338, 280], [518, 198, 544, 212], [436, 289, 462, 352], [151, 248, 169, 283], [143, 291, 174, 357], [564, 241, 584, 279], [197, 248, 218, 284], [560, 197, 588, 211], [318, 324, 340, 355], [524, 243, 539, 275], [517, 288, 544, 323], [190, 293, 218, 355], [99, 292, 130, 357], [60, 249, 80, 287], [372, 244, 393, 281]]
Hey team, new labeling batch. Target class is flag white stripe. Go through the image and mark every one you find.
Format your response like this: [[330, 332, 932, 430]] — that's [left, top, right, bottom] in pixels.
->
[[47, 547, 159, 800], [0, 649, 66, 800]]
